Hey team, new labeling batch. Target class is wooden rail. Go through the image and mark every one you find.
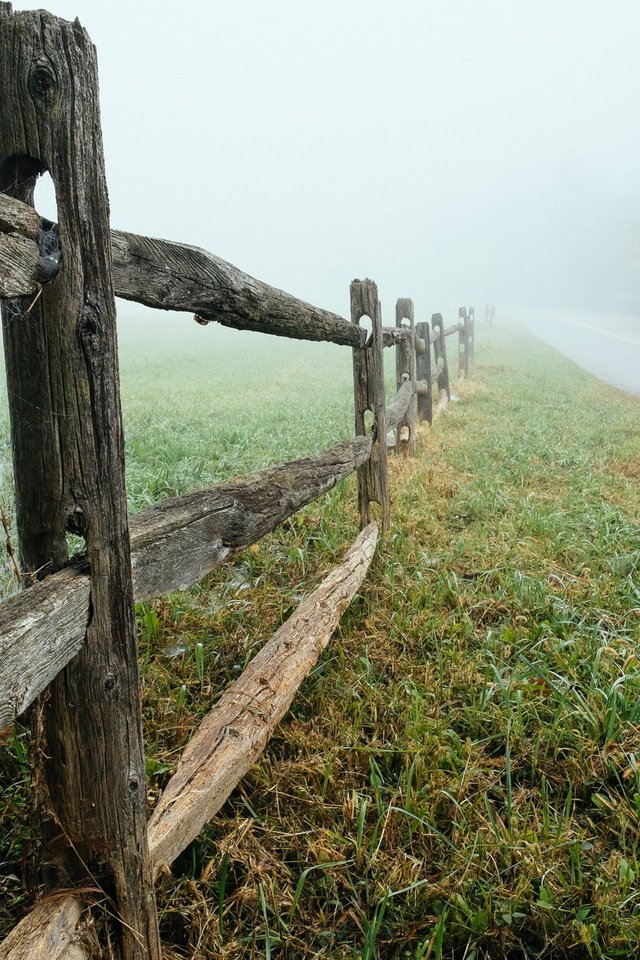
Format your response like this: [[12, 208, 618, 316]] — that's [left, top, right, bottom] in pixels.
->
[[147, 522, 379, 875], [385, 378, 414, 429], [0, 6, 475, 958], [0, 437, 371, 727], [0, 194, 464, 360]]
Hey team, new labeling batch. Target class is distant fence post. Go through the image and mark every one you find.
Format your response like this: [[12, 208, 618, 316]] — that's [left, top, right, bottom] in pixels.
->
[[395, 297, 417, 455], [0, 8, 160, 959], [415, 319, 432, 424], [484, 302, 495, 326], [431, 312, 451, 400], [468, 305, 475, 362], [458, 306, 469, 378], [351, 279, 390, 531]]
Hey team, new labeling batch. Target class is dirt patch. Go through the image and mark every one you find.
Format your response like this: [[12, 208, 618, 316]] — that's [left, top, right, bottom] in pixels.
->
[[609, 454, 640, 480]]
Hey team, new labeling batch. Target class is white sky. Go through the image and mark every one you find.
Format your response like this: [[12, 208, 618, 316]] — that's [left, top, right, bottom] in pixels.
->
[[21, 0, 640, 319]]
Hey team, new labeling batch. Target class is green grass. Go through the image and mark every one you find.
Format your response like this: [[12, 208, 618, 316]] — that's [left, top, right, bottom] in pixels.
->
[[0, 313, 360, 594], [2, 314, 640, 958], [114, 313, 361, 508]]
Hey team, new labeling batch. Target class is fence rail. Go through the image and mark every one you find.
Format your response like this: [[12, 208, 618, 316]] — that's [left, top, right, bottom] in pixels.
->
[[0, 6, 476, 958], [0, 436, 372, 727]]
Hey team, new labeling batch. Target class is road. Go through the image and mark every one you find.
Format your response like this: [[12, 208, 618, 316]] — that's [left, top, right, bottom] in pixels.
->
[[511, 308, 640, 396]]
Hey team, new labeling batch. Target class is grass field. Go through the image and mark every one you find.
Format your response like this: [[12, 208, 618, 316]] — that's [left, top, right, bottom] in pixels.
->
[[2, 312, 640, 958]]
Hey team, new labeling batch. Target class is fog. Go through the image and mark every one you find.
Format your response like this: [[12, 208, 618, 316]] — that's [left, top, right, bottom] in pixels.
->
[[19, 0, 640, 322]]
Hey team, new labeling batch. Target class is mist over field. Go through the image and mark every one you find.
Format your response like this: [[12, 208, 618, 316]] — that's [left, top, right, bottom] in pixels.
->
[[16, 0, 640, 335]]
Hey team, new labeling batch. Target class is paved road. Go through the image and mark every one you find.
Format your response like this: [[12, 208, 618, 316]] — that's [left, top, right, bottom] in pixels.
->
[[512, 308, 640, 396]]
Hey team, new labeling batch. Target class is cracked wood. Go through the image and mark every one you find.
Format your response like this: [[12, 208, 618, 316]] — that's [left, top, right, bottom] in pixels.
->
[[0, 7, 160, 957]]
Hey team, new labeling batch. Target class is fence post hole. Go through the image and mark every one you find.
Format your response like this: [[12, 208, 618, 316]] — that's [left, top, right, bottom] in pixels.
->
[[431, 312, 451, 401], [458, 306, 469, 378], [351, 279, 390, 531], [395, 298, 417, 455], [415, 319, 432, 424], [0, 8, 160, 959]]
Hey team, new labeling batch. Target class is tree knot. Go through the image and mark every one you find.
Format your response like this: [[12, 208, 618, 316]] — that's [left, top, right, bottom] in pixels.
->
[[29, 58, 58, 100]]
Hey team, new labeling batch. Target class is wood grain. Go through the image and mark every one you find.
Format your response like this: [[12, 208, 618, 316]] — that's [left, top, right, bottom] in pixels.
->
[[394, 298, 417, 455], [385, 379, 413, 430], [415, 320, 433, 424], [0, 8, 160, 957], [350, 280, 389, 530], [148, 522, 378, 874], [0, 188, 365, 347], [431, 313, 451, 400], [111, 230, 365, 346], [0, 897, 93, 960]]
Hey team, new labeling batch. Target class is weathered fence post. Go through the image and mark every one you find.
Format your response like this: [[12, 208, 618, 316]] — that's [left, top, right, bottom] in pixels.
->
[[0, 7, 160, 959], [468, 305, 475, 362], [415, 319, 432, 424], [431, 312, 451, 400], [395, 298, 417, 455], [351, 279, 389, 530], [484, 302, 495, 326], [458, 306, 469, 378]]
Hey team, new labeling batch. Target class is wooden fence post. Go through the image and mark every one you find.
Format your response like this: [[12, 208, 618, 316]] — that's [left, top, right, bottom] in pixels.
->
[[351, 279, 389, 531], [468, 305, 475, 362], [431, 312, 451, 400], [0, 8, 160, 959], [395, 298, 417, 455], [415, 319, 432, 424], [484, 302, 495, 326], [458, 306, 469, 378]]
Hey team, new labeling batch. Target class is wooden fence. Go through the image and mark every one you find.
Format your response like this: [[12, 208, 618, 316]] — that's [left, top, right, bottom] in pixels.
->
[[0, 6, 474, 959]]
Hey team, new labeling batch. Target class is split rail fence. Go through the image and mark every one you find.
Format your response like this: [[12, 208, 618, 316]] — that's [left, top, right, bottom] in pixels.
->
[[0, 6, 474, 959]]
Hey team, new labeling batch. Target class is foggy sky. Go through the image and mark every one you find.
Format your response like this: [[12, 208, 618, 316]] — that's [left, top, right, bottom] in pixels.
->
[[22, 0, 640, 320]]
